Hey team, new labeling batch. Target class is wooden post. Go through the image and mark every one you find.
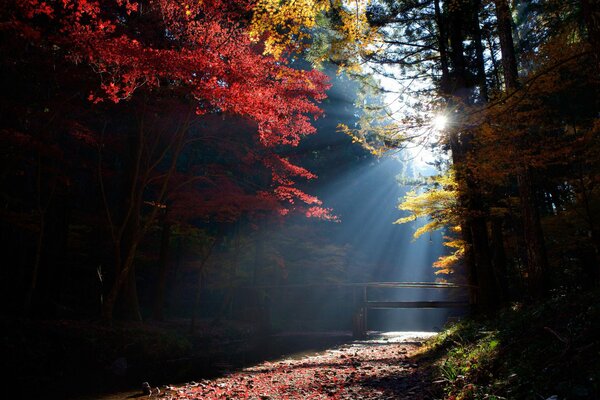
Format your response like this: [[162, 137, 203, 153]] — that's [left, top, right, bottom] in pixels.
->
[[352, 285, 368, 339], [362, 285, 368, 335]]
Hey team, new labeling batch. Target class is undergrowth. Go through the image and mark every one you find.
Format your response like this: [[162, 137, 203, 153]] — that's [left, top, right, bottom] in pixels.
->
[[424, 290, 600, 400]]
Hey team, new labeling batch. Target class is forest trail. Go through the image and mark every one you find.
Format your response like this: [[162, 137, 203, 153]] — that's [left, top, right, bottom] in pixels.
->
[[138, 332, 438, 400]]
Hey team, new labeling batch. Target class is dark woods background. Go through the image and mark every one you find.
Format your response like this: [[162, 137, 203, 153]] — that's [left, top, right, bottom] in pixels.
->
[[0, 0, 599, 352]]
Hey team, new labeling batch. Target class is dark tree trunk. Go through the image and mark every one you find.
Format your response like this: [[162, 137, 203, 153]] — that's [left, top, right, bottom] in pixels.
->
[[446, 0, 500, 311], [493, 0, 519, 90], [517, 168, 549, 297], [470, 216, 499, 310], [113, 190, 143, 322], [152, 208, 171, 321], [102, 213, 142, 322], [36, 192, 71, 317], [491, 217, 509, 302], [461, 221, 478, 306], [485, 30, 502, 90], [494, 0, 550, 298], [581, 0, 600, 65], [434, 0, 450, 93], [190, 238, 217, 334], [120, 266, 142, 321], [472, 0, 489, 102], [576, 171, 600, 285]]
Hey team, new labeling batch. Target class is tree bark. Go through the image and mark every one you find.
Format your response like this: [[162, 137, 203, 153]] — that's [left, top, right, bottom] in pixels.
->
[[470, 216, 499, 309], [152, 208, 171, 321], [190, 237, 218, 334], [472, 0, 489, 102], [491, 217, 509, 302], [446, 0, 500, 311], [581, 0, 600, 65], [493, 0, 519, 90], [517, 168, 549, 297], [434, 0, 500, 310], [434, 0, 450, 93], [494, 0, 550, 298]]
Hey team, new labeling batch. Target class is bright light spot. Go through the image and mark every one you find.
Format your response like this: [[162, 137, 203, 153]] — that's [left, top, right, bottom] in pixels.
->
[[432, 114, 448, 131], [363, 331, 439, 343]]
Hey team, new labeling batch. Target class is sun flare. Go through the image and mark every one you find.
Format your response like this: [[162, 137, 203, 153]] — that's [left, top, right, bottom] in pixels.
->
[[432, 114, 448, 131]]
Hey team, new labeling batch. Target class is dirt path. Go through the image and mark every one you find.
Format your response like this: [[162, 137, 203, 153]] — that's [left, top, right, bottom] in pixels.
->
[[147, 332, 439, 400]]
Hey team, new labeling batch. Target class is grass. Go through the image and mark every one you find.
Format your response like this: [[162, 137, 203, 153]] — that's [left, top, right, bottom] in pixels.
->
[[421, 289, 600, 399]]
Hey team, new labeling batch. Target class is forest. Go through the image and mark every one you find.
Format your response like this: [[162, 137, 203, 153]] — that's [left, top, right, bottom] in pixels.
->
[[0, 0, 599, 399]]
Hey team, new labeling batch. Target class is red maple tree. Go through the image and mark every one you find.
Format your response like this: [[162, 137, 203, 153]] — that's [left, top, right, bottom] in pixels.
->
[[3, 0, 332, 321]]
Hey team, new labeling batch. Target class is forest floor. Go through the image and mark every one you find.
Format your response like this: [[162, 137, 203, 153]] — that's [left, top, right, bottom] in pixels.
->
[[133, 332, 441, 400]]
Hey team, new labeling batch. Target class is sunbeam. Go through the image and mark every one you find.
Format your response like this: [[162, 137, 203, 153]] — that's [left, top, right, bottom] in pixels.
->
[[243, 153, 457, 333]]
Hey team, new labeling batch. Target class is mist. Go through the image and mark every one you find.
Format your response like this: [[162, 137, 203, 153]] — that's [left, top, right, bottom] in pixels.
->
[[172, 65, 467, 333]]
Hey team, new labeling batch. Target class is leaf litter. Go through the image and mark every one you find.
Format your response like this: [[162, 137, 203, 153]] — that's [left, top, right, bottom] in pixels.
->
[[155, 333, 437, 399]]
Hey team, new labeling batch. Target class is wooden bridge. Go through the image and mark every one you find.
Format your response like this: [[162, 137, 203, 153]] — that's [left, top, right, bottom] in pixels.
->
[[249, 281, 472, 339]]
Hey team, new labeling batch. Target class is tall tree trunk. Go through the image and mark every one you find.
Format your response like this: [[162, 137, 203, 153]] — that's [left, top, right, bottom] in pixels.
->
[[494, 0, 550, 297], [190, 237, 217, 334], [472, 0, 489, 102], [490, 217, 509, 301], [25, 212, 45, 316], [114, 192, 143, 321], [581, 0, 600, 65], [121, 266, 142, 321], [577, 171, 600, 284], [470, 216, 499, 308], [517, 168, 549, 297], [102, 237, 141, 322], [493, 0, 519, 90], [36, 192, 71, 317], [152, 208, 171, 321], [446, 0, 499, 311], [461, 221, 478, 306], [434, 0, 450, 93], [99, 108, 191, 323], [473, 0, 509, 304]]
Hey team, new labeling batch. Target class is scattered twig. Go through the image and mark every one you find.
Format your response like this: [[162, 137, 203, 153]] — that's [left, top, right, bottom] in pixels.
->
[[543, 326, 568, 345]]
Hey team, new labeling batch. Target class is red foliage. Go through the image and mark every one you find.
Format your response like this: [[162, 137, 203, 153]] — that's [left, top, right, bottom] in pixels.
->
[[12, 0, 329, 147], [161, 338, 428, 399], [6, 0, 334, 221]]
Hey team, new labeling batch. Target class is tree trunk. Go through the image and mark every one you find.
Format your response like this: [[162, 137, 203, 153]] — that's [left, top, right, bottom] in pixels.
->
[[152, 208, 171, 321], [25, 213, 44, 316], [472, 0, 489, 102], [461, 221, 478, 306], [470, 217, 499, 310], [581, 0, 600, 65], [491, 217, 509, 302], [434, 0, 450, 93], [446, 0, 500, 311], [102, 236, 141, 322], [121, 266, 142, 321], [36, 192, 71, 318], [190, 238, 217, 334], [493, 0, 519, 90], [494, 0, 550, 298], [517, 167, 549, 297]]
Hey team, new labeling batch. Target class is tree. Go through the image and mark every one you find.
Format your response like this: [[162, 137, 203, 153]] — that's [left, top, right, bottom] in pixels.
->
[[295, 0, 599, 304], [3, 0, 332, 321]]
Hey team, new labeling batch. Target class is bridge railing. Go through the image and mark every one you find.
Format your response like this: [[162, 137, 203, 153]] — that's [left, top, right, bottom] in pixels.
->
[[244, 281, 473, 339]]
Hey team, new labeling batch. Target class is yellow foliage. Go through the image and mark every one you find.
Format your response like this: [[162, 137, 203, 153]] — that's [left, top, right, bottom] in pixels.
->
[[394, 172, 459, 235], [249, 0, 379, 62], [432, 236, 466, 274], [395, 172, 465, 275], [337, 122, 384, 156], [249, 0, 331, 59]]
